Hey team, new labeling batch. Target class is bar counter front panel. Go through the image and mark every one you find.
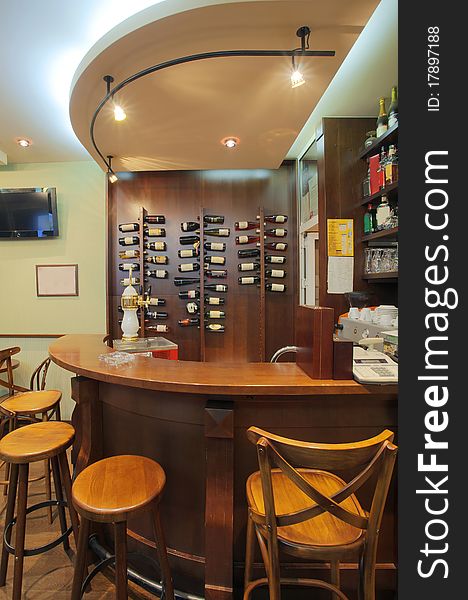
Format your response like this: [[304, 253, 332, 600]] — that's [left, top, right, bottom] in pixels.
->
[[50, 335, 397, 599]]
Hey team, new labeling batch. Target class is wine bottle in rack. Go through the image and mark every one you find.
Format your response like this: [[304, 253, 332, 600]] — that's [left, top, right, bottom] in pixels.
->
[[204, 241, 226, 252], [145, 269, 169, 279], [205, 283, 228, 292], [205, 323, 225, 333], [205, 228, 230, 237], [146, 324, 169, 333], [119, 262, 140, 271], [120, 277, 140, 286], [145, 241, 167, 251], [145, 255, 168, 265], [144, 227, 166, 237], [204, 215, 224, 224], [118, 223, 139, 232], [238, 262, 260, 272], [266, 282, 286, 292], [257, 214, 288, 224], [235, 221, 258, 230], [119, 236, 139, 246], [145, 215, 165, 224], [178, 263, 200, 272], [238, 276, 260, 285], [178, 318, 200, 327], [145, 311, 168, 320], [260, 228, 287, 237], [178, 248, 199, 258], [265, 269, 286, 278], [204, 255, 225, 265], [265, 255, 286, 264], [180, 235, 200, 245], [148, 297, 166, 306], [261, 242, 288, 251], [238, 248, 260, 258], [119, 249, 140, 259], [205, 310, 225, 319], [205, 269, 227, 279], [181, 221, 200, 232], [236, 235, 261, 245], [186, 301, 200, 314], [174, 277, 200, 287], [205, 296, 224, 305], [178, 289, 199, 299]]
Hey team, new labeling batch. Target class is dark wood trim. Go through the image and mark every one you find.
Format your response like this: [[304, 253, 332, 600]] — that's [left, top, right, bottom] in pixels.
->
[[199, 206, 206, 362], [360, 227, 398, 242], [258, 206, 265, 362]]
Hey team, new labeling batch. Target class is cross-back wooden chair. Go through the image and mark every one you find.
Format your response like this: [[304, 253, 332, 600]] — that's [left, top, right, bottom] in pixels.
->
[[0, 347, 29, 398], [244, 427, 397, 600]]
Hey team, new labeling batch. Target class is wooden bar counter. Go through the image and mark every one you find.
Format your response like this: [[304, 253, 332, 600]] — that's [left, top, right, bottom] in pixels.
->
[[49, 334, 397, 600]]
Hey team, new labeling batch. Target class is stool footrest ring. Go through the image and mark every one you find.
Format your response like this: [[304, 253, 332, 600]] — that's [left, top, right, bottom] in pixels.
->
[[3, 500, 72, 557]]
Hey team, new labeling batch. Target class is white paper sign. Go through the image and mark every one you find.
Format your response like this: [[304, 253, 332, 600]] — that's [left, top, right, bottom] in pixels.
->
[[327, 256, 354, 294]]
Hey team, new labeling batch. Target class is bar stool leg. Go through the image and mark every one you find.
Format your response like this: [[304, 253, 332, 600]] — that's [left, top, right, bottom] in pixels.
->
[[42, 412, 53, 524], [51, 456, 70, 553], [57, 451, 80, 546], [114, 520, 128, 600], [152, 504, 174, 600], [244, 512, 255, 591], [71, 516, 90, 600], [331, 560, 341, 600], [12, 463, 29, 600], [0, 463, 18, 586]]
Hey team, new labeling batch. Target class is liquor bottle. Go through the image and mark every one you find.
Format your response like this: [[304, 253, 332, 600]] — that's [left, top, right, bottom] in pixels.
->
[[186, 301, 200, 314], [119, 236, 139, 246], [145, 241, 167, 251], [238, 262, 260, 272], [265, 269, 286, 278], [204, 241, 226, 252], [205, 323, 225, 333], [262, 242, 288, 251], [363, 204, 376, 235], [238, 276, 260, 285], [144, 227, 166, 237], [145, 311, 168, 320], [120, 277, 140, 286], [266, 283, 286, 292], [178, 262, 200, 272], [119, 262, 140, 271], [376, 195, 391, 229], [378, 146, 388, 189], [119, 249, 140, 259], [179, 289, 199, 299], [235, 221, 258, 231], [258, 214, 288, 224], [263, 228, 287, 238], [385, 145, 399, 185], [179, 235, 200, 245], [388, 86, 398, 128], [205, 269, 227, 278], [181, 221, 200, 232], [145, 215, 165, 224], [362, 160, 371, 198], [178, 248, 199, 258], [178, 318, 200, 327], [376, 97, 388, 137], [236, 235, 261, 245], [265, 255, 286, 264], [145, 269, 169, 279], [204, 215, 224, 224], [205, 228, 230, 237], [148, 297, 166, 306], [145, 255, 168, 265], [205, 310, 225, 319], [238, 248, 260, 258], [174, 277, 200, 287], [204, 256, 226, 265], [205, 283, 228, 292], [205, 296, 225, 305], [118, 223, 139, 233], [146, 324, 169, 333]]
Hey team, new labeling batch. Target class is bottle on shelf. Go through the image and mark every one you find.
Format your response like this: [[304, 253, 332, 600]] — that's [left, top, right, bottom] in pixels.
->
[[205, 283, 228, 292], [266, 283, 286, 292], [238, 276, 260, 285], [180, 235, 200, 245], [144, 227, 166, 237], [204, 241, 226, 252], [145, 311, 168, 320], [204, 228, 230, 237], [262, 228, 287, 238], [388, 86, 398, 128], [205, 310, 225, 319], [178, 247, 199, 258], [262, 242, 288, 251], [145, 255, 168, 265], [376, 97, 388, 138], [205, 296, 225, 305], [378, 146, 388, 190], [205, 323, 225, 333], [362, 160, 371, 198], [363, 203, 377, 235], [118, 223, 139, 233], [205, 269, 227, 278], [145, 241, 167, 251], [145, 269, 169, 279], [257, 214, 288, 224], [148, 297, 166, 306], [204, 215, 224, 224], [119, 236, 139, 246], [146, 324, 169, 333], [265, 255, 286, 264], [178, 318, 200, 327], [181, 221, 200, 232], [119, 262, 140, 271], [120, 277, 140, 286], [178, 262, 200, 272], [376, 194, 391, 230], [265, 269, 286, 278], [204, 255, 226, 265], [119, 249, 140, 259], [238, 248, 260, 258], [174, 277, 200, 287], [235, 221, 258, 231], [186, 301, 200, 315], [236, 235, 261, 245], [145, 215, 165, 224], [238, 262, 260, 272], [179, 289, 200, 299], [385, 145, 399, 185]]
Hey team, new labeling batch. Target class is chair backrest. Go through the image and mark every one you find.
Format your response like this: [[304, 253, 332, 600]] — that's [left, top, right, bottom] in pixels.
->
[[0, 347, 28, 396], [247, 426, 397, 537], [29, 357, 52, 391]]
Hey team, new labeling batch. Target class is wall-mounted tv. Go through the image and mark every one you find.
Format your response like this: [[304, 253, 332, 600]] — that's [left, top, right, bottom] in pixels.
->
[[0, 187, 59, 239]]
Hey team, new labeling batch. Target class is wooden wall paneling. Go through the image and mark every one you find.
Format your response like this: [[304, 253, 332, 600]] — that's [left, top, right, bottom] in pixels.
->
[[199, 205, 206, 361], [138, 205, 147, 337], [258, 206, 266, 361]]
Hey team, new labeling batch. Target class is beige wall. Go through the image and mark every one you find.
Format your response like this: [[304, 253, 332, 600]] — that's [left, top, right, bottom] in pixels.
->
[[0, 161, 107, 418]]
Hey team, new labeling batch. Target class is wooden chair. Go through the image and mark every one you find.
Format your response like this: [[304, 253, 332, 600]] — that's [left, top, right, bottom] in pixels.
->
[[0, 347, 28, 398], [244, 427, 397, 600]]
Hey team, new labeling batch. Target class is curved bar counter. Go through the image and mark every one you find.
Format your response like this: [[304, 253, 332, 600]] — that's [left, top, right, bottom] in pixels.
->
[[50, 334, 397, 600]]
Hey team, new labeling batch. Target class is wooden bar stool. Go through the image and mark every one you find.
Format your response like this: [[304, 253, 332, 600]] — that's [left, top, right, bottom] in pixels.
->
[[0, 421, 79, 600], [71, 454, 174, 600]]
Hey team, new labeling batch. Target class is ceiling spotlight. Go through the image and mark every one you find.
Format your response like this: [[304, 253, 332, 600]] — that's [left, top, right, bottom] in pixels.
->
[[291, 56, 305, 88], [17, 138, 32, 148], [107, 155, 118, 183], [113, 105, 126, 121], [222, 137, 239, 149]]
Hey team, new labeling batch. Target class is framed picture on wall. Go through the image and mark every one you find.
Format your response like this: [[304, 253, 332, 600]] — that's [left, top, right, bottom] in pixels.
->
[[36, 264, 79, 297]]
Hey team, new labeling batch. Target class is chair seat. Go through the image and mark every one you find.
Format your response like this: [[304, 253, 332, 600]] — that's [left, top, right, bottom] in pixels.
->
[[246, 468, 366, 549], [72, 455, 166, 523], [0, 421, 75, 464], [1, 390, 61, 415]]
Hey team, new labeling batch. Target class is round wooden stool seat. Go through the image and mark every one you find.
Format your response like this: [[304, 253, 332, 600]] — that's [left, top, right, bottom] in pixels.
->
[[0, 421, 74, 464], [1, 390, 62, 415], [72, 455, 166, 523]]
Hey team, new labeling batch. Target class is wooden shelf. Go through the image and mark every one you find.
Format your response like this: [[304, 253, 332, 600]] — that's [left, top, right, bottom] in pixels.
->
[[358, 123, 398, 160], [360, 227, 398, 242], [363, 271, 398, 280], [358, 182, 398, 208]]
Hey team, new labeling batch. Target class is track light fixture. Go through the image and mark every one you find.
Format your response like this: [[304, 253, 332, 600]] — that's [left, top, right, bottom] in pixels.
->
[[107, 155, 118, 183], [290, 26, 311, 88], [104, 75, 127, 121], [291, 55, 305, 88]]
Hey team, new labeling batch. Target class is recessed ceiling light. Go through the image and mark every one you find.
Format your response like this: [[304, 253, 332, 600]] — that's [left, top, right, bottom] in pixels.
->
[[16, 138, 32, 148], [222, 137, 239, 149]]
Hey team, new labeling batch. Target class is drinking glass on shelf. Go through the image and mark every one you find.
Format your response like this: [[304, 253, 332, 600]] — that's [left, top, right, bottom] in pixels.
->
[[371, 248, 384, 273], [365, 248, 373, 273]]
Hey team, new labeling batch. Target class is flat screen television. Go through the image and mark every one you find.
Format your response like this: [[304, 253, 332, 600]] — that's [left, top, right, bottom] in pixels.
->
[[0, 187, 59, 239]]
